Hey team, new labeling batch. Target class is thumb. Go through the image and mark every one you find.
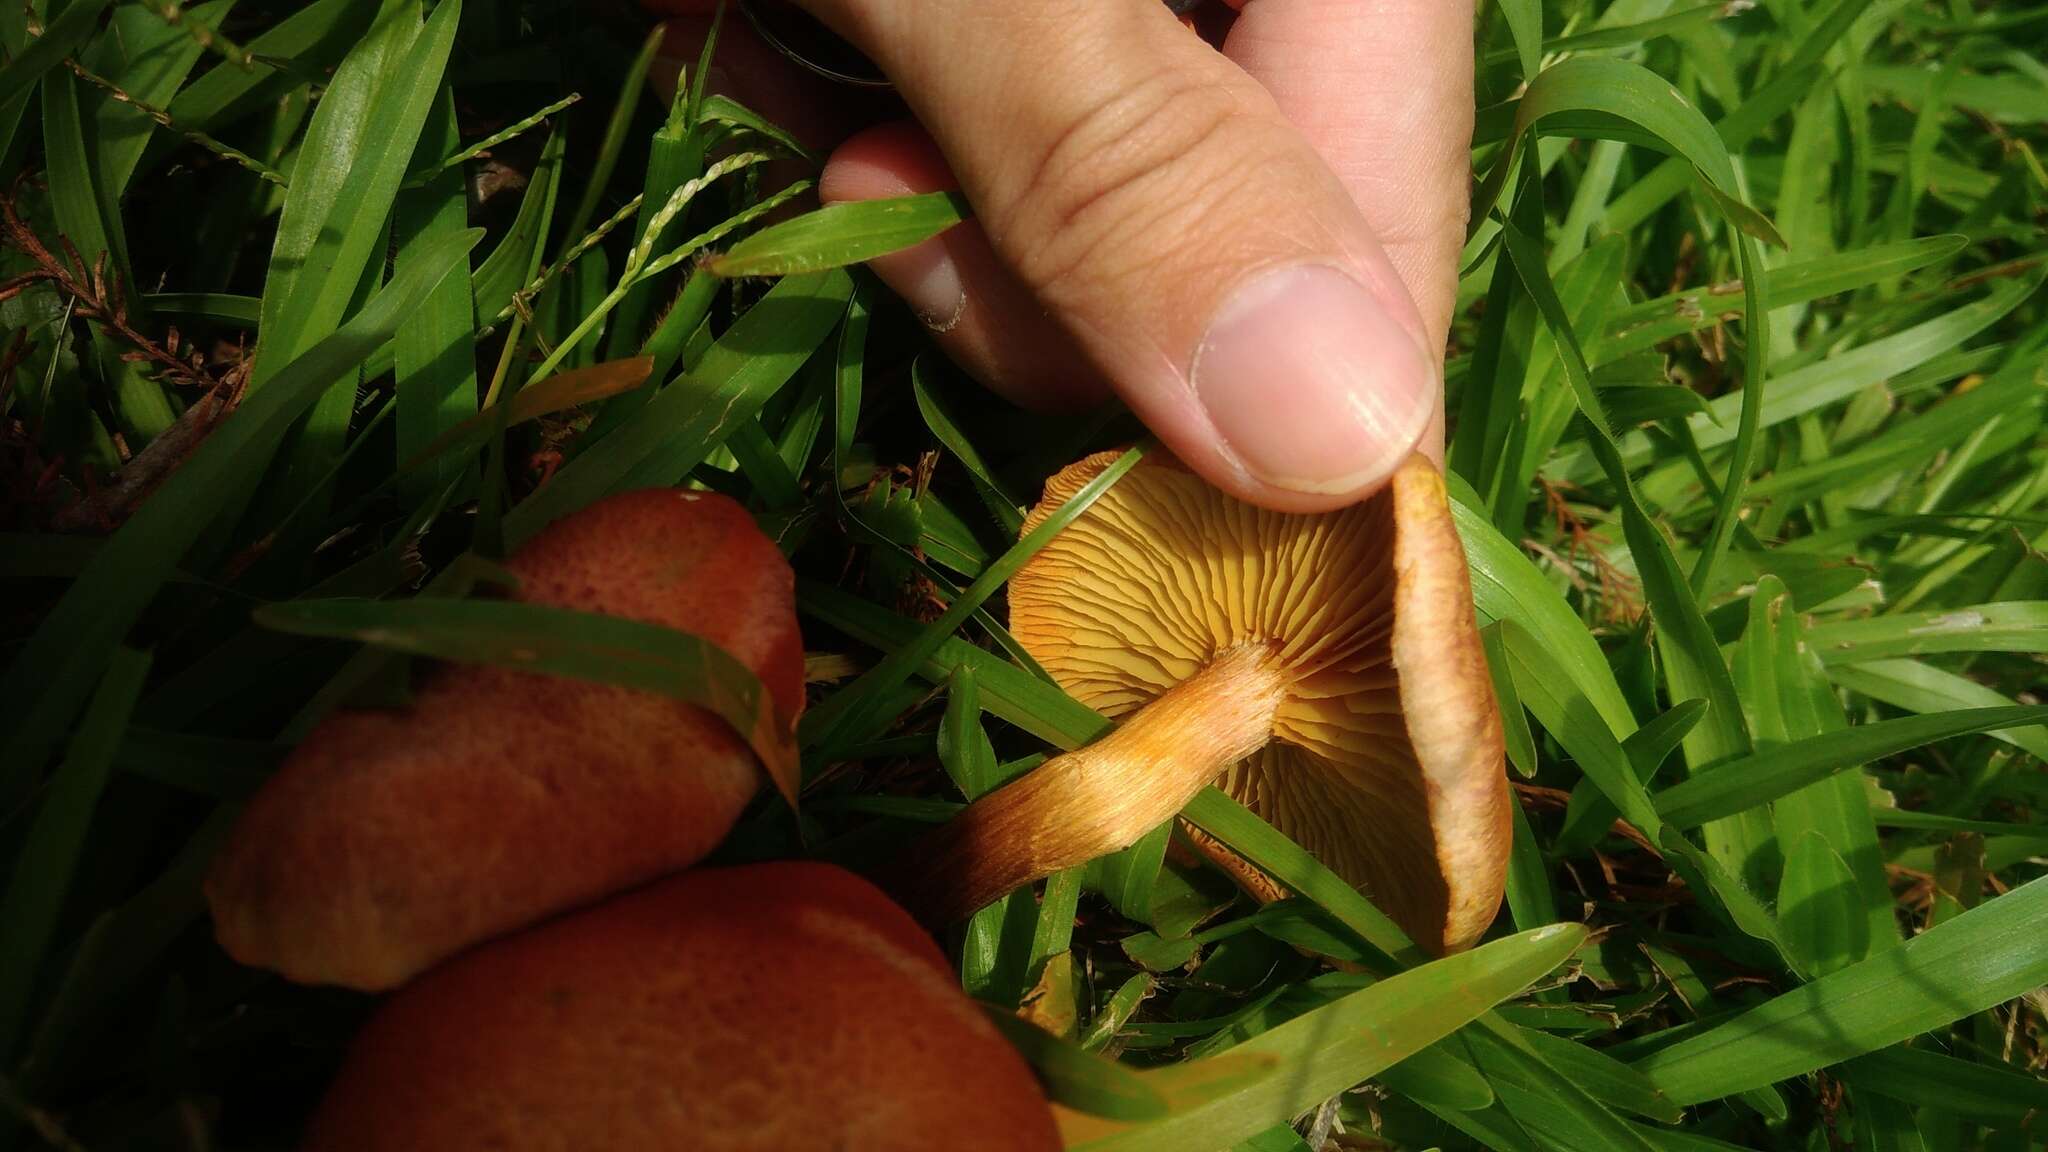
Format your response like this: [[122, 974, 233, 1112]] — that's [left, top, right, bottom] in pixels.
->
[[793, 0, 1441, 509]]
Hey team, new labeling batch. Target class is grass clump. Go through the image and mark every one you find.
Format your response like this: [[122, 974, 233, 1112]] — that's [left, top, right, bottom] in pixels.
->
[[2, 1, 2045, 1150]]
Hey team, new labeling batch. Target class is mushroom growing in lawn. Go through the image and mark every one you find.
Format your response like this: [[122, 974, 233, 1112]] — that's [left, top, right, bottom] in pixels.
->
[[905, 452, 1510, 955], [300, 862, 1061, 1152], [206, 489, 803, 990]]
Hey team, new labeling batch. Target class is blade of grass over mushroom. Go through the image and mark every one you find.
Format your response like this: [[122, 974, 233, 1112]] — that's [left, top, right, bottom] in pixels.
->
[[1652, 707, 2048, 829], [706, 190, 971, 277], [251, 598, 799, 807], [1056, 924, 1587, 1152], [1183, 790, 1414, 967], [1635, 877, 2048, 1105], [0, 227, 480, 798], [503, 269, 853, 544], [0, 648, 150, 1063], [799, 445, 1145, 757]]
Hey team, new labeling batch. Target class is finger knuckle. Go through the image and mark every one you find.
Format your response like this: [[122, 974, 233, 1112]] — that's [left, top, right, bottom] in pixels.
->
[[998, 68, 1266, 300]]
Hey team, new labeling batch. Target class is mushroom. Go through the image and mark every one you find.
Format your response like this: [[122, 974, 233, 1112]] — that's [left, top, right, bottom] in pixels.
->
[[904, 452, 1509, 954], [299, 862, 1062, 1152], [206, 489, 803, 990]]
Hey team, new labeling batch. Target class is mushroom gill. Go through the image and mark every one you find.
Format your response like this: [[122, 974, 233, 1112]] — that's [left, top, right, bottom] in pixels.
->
[[907, 451, 1508, 955]]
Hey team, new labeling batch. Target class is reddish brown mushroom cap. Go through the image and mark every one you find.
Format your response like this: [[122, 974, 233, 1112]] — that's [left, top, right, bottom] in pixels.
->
[[1005, 452, 1509, 954], [301, 862, 1061, 1152], [206, 490, 803, 990]]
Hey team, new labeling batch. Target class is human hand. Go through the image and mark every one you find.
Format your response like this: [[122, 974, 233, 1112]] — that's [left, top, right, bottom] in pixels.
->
[[646, 0, 1473, 512]]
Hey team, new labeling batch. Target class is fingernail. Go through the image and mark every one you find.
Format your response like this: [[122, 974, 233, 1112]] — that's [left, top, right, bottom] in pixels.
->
[[876, 239, 967, 333], [1192, 264, 1436, 496]]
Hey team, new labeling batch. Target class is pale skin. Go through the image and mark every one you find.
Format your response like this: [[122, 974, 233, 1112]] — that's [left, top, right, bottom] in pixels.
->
[[647, 0, 1473, 512]]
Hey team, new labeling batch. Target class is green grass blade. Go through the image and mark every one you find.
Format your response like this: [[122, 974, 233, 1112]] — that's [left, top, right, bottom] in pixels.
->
[[801, 445, 1145, 756], [706, 190, 971, 278], [0, 227, 481, 797], [17, 808, 236, 1094], [797, 582, 1106, 751], [982, 1007, 1170, 1122], [1495, 224, 1754, 786], [392, 85, 478, 504], [1836, 1045, 2048, 1123], [1828, 658, 2048, 761], [1448, 480, 1636, 735], [1636, 876, 2048, 1104], [0, 0, 112, 110], [1556, 272, 2042, 485], [0, 647, 150, 1063], [504, 269, 853, 544], [556, 21, 664, 260], [252, 0, 462, 512], [253, 597, 799, 807], [1804, 602, 2048, 664], [912, 356, 1027, 536], [1653, 706, 2048, 828], [1062, 925, 1587, 1152]]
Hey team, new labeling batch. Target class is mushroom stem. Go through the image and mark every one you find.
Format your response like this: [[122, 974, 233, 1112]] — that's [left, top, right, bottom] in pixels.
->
[[895, 643, 1290, 924]]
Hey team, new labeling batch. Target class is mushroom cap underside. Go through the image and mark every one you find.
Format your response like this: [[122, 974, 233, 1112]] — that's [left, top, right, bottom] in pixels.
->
[[301, 862, 1061, 1152], [1009, 452, 1509, 953]]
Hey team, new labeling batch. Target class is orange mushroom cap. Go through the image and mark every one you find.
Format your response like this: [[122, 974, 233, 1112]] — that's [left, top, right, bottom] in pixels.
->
[[912, 452, 1508, 954], [300, 862, 1061, 1152], [206, 490, 803, 990]]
